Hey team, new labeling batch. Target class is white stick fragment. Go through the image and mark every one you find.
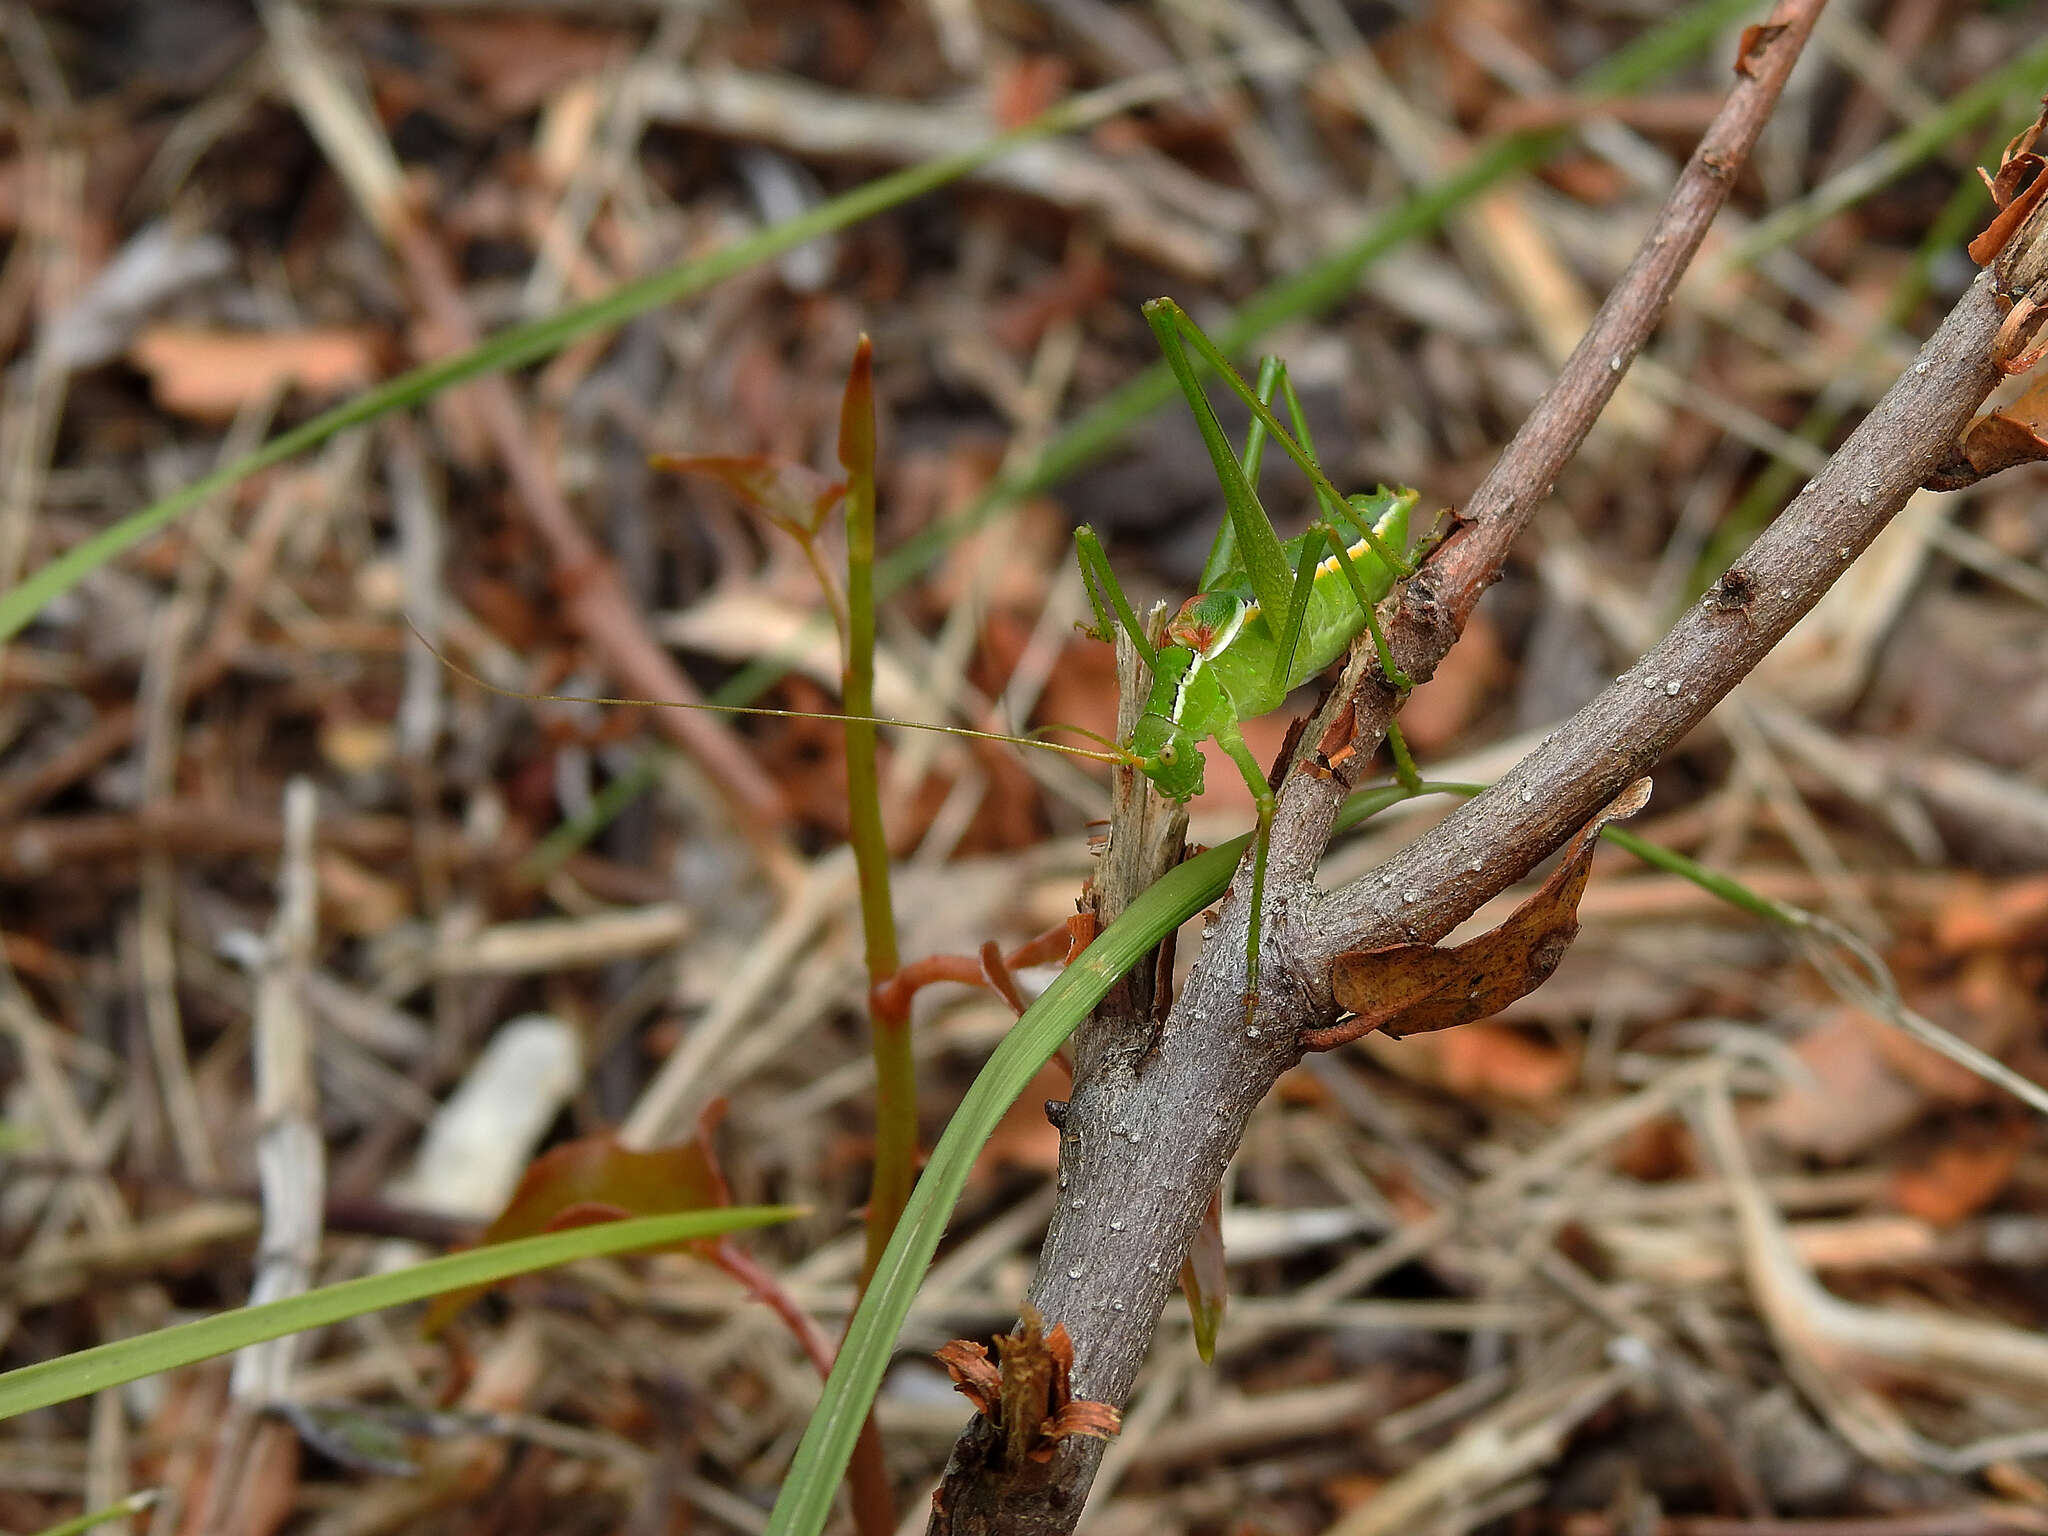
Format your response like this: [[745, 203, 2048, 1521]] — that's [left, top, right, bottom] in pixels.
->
[[387, 1015, 582, 1222], [232, 777, 325, 1406]]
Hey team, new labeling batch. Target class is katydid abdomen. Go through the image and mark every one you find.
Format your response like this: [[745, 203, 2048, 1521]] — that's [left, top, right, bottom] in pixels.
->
[[1163, 489, 1414, 724]]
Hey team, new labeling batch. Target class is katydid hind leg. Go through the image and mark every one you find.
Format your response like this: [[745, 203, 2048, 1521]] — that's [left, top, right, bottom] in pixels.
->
[[1360, 599, 1412, 691], [1151, 299, 1410, 578], [1143, 301, 1296, 626], [1386, 717, 1423, 793], [1201, 355, 1288, 593]]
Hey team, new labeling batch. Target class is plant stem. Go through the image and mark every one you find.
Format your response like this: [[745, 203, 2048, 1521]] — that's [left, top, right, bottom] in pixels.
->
[[836, 342, 913, 1290]]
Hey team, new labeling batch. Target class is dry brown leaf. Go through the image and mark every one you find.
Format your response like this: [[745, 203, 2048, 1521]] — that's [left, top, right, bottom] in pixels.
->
[[1753, 1010, 1923, 1162], [316, 850, 411, 937], [1890, 1127, 2027, 1225], [1967, 94, 2048, 266], [1429, 1023, 1576, 1101], [1928, 369, 2048, 490], [1309, 778, 1651, 1049], [130, 324, 382, 420], [1932, 873, 2048, 952], [936, 1304, 1120, 1470]]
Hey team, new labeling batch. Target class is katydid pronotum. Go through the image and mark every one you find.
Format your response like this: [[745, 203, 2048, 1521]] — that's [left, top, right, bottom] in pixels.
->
[[428, 297, 1428, 1019]]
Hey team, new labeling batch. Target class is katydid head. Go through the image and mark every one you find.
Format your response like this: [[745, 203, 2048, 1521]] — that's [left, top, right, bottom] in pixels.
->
[[1128, 711, 1205, 802]]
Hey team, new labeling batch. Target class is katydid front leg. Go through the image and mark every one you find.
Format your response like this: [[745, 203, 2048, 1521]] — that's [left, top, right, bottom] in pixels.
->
[[1212, 717, 1277, 1020], [1074, 525, 1158, 670]]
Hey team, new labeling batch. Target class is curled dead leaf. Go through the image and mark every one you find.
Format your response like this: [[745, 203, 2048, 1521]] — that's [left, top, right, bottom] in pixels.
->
[[936, 1303, 1121, 1469], [1924, 367, 2048, 491], [1306, 778, 1652, 1051], [1967, 95, 2048, 267], [648, 453, 845, 539]]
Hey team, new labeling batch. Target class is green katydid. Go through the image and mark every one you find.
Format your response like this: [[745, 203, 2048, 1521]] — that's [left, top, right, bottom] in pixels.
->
[[431, 298, 1426, 1014], [1071, 298, 1421, 1013]]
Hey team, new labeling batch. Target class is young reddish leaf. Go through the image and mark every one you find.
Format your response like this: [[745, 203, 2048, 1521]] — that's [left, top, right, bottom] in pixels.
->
[[837, 334, 876, 483], [935, 1303, 1119, 1470], [421, 1121, 729, 1334], [648, 452, 844, 539], [1306, 779, 1652, 1051], [1178, 1186, 1227, 1364]]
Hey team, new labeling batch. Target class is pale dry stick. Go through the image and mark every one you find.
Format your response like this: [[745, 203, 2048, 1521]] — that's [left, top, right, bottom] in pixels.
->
[[1692, 1074, 2048, 1470], [430, 902, 692, 977], [1928, 518, 2048, 609], [1326, 1366, 1637, 1536], [256, 0, 785, 837], [131, 388, 284, 1190], [633, 64, 1270, 278], [231, 777, 325, 1404], [691, 950, 864, 1124], [201, 779, 326, 1536], [621, 847, 857, 1148], [85, 1391, 129, 1536]]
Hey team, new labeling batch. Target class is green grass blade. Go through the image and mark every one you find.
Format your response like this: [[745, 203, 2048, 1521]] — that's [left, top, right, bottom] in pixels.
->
[[0, 97, 1110, 645], [21, 1491, 160, 1536], [764, 781, 1434, 1536], [1721, 34, 2048, 270], [0, 1207, 797, 1421]]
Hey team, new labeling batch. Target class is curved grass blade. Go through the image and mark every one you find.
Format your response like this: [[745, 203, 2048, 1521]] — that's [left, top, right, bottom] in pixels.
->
[[763, 782, 1435, 1536], [1721, 34, 2048, 270], [23, 1490, 161, 1536], [0, 1207, 797, 1421]]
